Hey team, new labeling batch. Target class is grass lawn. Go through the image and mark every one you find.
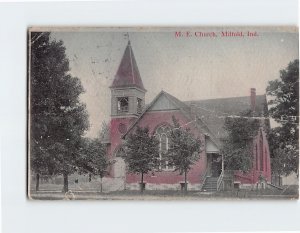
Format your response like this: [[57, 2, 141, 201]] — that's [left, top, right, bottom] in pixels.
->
[[28, 185, 298, 200]]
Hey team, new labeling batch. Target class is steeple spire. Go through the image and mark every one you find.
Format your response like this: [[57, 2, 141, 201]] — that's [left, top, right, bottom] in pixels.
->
[[110, 41, 146, 91]]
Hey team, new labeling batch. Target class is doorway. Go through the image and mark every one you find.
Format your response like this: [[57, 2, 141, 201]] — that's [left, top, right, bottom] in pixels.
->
[[207, 153, 222, 177]]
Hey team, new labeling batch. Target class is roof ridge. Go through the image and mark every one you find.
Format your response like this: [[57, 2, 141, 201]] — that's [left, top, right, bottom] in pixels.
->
[[154, 91, 221, 145], [121, 90, 221, 146], [162, 91, 191, 110], [122, 90, 193, 138], [122, 90, 165, 138], [185, 94, 266, 103], [128, 41, 136, 85]]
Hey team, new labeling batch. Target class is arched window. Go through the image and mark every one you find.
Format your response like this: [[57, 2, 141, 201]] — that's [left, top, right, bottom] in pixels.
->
[[255, 144, 259, 170], [155, 125, 173, 170], [264, 148, 268, 171], [115, 146, 126, 158], [137, 98, 143, 114], [161, 134, 168, 153], [117, 97, 129, 113], [259, 134, 264, 171]]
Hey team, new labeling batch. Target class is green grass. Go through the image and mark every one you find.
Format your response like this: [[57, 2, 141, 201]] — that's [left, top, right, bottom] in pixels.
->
[[28, 186, 299, 200]]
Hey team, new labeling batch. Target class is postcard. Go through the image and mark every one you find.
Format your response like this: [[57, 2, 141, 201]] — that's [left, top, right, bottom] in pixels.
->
[[27, 27, 299, 200]]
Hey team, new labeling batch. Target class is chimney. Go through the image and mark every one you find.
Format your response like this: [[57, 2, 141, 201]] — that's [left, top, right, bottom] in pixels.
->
[[250, 88, 256, 112]]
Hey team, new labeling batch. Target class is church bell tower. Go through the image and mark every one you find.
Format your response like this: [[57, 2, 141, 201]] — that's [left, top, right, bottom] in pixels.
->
[[109, 40, 146, 154]]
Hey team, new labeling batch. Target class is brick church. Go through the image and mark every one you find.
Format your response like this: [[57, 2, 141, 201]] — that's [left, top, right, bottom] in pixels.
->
[[105, 41, 272, 191]]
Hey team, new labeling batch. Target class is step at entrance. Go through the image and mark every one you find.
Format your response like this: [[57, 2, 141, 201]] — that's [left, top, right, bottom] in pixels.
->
[[201, 177, 218, 192]]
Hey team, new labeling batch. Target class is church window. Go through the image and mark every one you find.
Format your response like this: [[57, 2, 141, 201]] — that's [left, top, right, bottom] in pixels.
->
[[264, 148, 267, 171], [155, 125, 173, 170], [255, 144, 259, 170], [115, 146, 126, 157], [137, 98, 143, 114], [161, 134, 167, 153], [259, 134, 264, 171], [117, 97, 129, 112], [118, 123, 127, 134]]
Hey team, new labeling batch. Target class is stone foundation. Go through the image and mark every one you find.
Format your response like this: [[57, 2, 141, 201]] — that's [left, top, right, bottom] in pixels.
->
[[126, 183, 201, 191], [239, 183, 253, 190], [235, 183, 268, 190]]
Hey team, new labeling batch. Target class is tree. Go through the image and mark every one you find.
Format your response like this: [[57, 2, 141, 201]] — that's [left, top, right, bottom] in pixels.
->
[[167, 116, 203, 193], [30, 32, 89, 192], [266, 59, 299, 176], [78, 138, 114, 193], [268, 126, 299, 177], [98, 121, 110, 142], [124, 126, 160, 193], [221, 110, 260, 172], [30, 143, 56, 191]]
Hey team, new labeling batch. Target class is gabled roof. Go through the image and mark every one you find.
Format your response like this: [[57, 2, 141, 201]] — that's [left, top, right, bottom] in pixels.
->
[[110, 41, 146, 91], [185, 95, 267, 116], [185, 95, 268, 139], [122, 90, 220, 146], [122, 91, 269, 149], [122, 91, 178, 138]]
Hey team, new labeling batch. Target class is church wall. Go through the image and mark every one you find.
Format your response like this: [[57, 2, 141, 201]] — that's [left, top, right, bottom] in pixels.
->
[[255, 128, 272, 182], [123, 110, 207, 188], [234, 128, 272, 185], [110, 117, 132, 153], [109, 117, 137, 177]]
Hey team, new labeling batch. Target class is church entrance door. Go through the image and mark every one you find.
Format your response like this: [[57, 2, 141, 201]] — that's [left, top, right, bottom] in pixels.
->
[[207, 153, 222, 177], [114, 157, 126, 179], [211, 155, 222, 177]]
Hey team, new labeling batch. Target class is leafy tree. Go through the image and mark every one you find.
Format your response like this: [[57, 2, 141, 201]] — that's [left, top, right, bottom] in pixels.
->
[[268, 126, 299, 177], [78, 138, 114, 193], [30, 32, 89, 192], [124, 126, 160, 193], [30, 143, 56, 191], [266, 59, 299, 176], [98, 121, 110, 142], [221, 110, 260, 172], [167, 116, 203, 193]]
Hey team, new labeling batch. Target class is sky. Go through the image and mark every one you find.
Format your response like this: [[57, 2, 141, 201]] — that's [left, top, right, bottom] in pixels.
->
[[50, 27, 298, 138]]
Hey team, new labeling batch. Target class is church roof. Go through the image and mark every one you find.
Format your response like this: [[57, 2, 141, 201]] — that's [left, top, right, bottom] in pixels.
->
[[160, 92, 219, 144], [110, 41, 146, 91], [122, 91, 269, 147], [122, 90, 221, 146], [184, 95, 268, 139], [185, 95, 267, 116]]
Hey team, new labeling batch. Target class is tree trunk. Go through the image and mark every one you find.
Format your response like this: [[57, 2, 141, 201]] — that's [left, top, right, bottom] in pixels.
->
[[100, 176, 103, 193], [63, 172, 68, 193], [89, 173, 91, 182], [184, 170, 187, 194], [279, 175, 282, 186], [141, 172, 144, 194], [35, 173, 40, 191]]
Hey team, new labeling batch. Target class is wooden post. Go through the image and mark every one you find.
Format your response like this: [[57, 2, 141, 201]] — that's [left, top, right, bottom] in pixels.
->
[[221, 153, 224, 172], [36, 173, 40, 191], [63, 172, 69, 193]]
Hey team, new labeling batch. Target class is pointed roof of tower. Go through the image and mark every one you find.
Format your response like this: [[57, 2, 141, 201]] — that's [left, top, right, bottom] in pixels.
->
[[110, 41, 146, 91]]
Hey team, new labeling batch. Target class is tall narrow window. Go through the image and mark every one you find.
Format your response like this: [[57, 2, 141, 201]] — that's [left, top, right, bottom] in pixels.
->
[[255, 144, 259, 170], [155, 125, 173, 170], [137, 98, 143, 114], [260, 135, 264, 171], [117, 97, 129, 113], [264, 148, 267, 171]]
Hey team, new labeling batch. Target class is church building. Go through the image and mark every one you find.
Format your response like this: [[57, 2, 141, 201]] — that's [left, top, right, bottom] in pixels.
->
[[106, 41, 272, 191]]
